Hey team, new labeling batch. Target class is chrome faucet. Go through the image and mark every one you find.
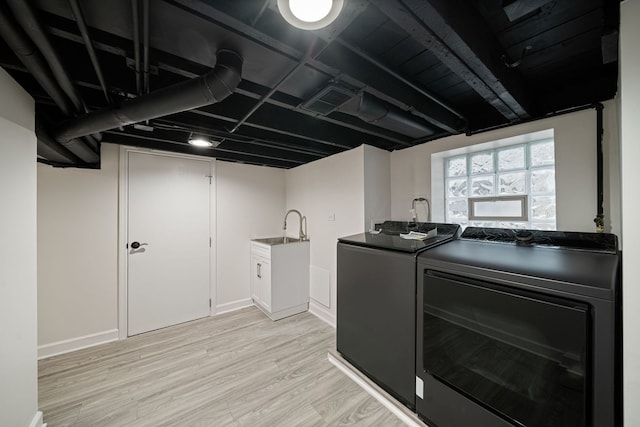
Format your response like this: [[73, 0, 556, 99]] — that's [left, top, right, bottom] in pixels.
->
[[411, 197, 431, 222], [283, 209, 307, 241]]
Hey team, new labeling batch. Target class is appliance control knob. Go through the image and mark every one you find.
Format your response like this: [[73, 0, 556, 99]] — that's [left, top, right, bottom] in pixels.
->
[[515, 230, 534, 242]]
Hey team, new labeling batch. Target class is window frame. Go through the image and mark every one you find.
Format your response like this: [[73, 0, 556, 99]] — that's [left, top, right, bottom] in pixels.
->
[[468, 195, 529, 221], [442, 136, 556, 230]]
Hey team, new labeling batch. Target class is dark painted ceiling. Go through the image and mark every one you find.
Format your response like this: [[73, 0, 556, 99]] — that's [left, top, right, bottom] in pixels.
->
[[0, 0, 620, 169]]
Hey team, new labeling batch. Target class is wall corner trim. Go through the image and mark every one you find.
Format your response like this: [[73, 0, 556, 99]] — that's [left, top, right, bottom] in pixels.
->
[[38, 329, 119, 360], [309, 300, 336, 328], [215, 298, 253, 315], [29, 411, 45, 427]]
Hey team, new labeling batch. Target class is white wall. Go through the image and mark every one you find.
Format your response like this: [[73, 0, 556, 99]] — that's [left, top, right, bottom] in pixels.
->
[[215, 161, 285, 312], [390, 102, 620, 234], [36, 146, 285, 351], [37, 144, 119, 354], [364, 145, 391, 229], [620, 1, 640, 424], [0, 68, 42, 427], [286, 146, 366, 324]]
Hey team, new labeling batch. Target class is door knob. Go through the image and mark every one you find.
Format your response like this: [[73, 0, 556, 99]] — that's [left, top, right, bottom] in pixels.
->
[[130, 241, 148, 249]]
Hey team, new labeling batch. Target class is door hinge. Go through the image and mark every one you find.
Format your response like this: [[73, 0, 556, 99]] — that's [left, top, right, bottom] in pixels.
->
[[209, 237, 212, 247], [209, 298, 212, 308], [206, 174, 212, 184]]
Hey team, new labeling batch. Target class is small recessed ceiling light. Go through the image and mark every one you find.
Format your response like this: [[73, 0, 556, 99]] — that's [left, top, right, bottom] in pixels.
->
[[188, 134, 213, 147], [277, 0, 344, 30]]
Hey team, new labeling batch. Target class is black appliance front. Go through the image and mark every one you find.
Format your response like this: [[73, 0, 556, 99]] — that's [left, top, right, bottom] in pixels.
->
[[337, 243, 417, 407], [416, 228, 619, 427], [337, 222, 461, 410]]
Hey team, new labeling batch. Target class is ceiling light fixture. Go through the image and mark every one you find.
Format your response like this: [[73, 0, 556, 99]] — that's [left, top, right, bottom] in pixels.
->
[[188, 134, 213, 147], [277, 0, 344, 30]]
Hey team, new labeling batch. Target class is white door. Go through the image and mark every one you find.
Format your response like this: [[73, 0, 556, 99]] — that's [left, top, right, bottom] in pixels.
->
[[127, 151, 211, 336]]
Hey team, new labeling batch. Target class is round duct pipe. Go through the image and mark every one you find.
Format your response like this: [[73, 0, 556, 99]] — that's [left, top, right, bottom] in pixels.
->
[[354, 92, 435, 139], [55, 49, 243, 142]]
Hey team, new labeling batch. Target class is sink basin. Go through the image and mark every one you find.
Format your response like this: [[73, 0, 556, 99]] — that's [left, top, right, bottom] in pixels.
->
[[252, 236, 302, 246]]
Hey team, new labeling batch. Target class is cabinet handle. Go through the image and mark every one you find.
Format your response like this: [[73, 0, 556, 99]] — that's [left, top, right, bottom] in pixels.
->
[[257, 263, 261, 278]]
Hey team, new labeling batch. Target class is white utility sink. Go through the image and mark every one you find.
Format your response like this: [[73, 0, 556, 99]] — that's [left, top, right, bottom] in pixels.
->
[[250, 237, 310, 320]]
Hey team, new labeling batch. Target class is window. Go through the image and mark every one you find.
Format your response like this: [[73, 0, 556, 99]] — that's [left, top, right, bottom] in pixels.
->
[[444, 139, 556, 230]]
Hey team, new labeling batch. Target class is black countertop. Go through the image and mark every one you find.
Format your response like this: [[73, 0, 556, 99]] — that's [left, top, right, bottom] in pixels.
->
[[338, 222, 461, 253], [418, 227, 620, 295], [460, 227, 618, 254]]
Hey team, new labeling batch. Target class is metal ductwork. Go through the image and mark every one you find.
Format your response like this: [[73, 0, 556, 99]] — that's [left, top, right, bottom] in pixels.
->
[[35, 118, 84, 165], [6, 0, 86, 113], [55, 49, 243, 142], [36, 113, 100, 165], [302, 83, 436, 139], [0, 3, 75, 116], [0, 3, 99, 163], [351, 92, 435, 139]]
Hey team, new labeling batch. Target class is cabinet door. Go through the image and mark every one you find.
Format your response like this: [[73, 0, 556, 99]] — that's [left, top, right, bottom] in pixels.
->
[[250, 255, 271, 311], [259, 259, 271, 310]]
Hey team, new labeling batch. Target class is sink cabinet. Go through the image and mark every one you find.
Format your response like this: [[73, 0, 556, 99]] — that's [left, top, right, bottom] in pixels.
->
[[250, 253, 271, 311], [250, 239, 310, 320]]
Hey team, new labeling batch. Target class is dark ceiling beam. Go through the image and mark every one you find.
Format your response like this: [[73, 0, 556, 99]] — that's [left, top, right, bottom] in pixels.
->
[[226, 0, 367, 135], [186, 107, 357, 151], [146, 88, 399, 152], [193, 90, 404, 150], [47, 25, 129, 60], [244, 103, 399, 150], [335, 37, 466, 121], [313, 43, 463, 133], [309, 0, 369, 44], [250, 1, 270, 27], [103, 130, 301, 169], [122, 126, 315, 164], [41, 23, 413, 149], [310, 43, 465, 133], [228, 38, 319, 134], [165, 0, 302, 61], [165, 0, 464, 133], [150, 117, 328, 158], [69, 0, 110, 103], [372, 0, 533, 121], [156, 62, 413, 147], [167, 110, 349, 154], [503, 0, 555, 22]]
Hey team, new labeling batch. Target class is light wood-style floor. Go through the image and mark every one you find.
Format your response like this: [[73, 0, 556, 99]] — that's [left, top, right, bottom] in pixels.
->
[[39, 307, 406, 426]]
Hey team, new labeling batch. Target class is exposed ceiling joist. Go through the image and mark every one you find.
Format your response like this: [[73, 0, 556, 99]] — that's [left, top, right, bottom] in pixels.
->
[[373, 0, 534, 121], [0, 0, 618, 169], [150, 117, 329, 158], [167, 0, 463, 135], [300, 0, 369, 44], [105, 129, 302, 169], [226, 0, 370, 135], [503, 0, 555, 22], [313, 43, 464, 133]]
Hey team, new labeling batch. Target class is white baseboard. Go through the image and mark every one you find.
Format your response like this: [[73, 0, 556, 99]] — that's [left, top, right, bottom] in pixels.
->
[[215, 298, 252, 315], [29, 411, 45, 427], [309, 300, 336, 328], [38, 329, 119, 360], [328, 351, 426, 427]]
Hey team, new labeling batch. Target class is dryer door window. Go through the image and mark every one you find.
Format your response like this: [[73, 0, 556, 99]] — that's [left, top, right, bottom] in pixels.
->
[[422, 270, 590, 427]]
